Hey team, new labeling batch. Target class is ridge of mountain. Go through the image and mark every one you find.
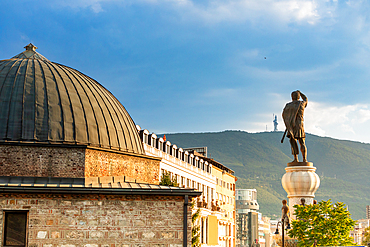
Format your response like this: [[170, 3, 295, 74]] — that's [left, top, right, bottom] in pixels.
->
[[162, 130, 370, 220]]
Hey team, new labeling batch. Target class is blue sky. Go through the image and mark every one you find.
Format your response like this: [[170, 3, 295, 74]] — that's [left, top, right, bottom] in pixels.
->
[[2, 0, 370, 143]]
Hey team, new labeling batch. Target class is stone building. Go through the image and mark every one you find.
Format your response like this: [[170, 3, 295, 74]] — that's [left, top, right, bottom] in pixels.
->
[[0, 44, 201, 247], [139, 129, 236, 247]]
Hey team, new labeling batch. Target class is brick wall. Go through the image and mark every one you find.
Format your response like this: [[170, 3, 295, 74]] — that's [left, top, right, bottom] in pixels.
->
[[0, 145, 85, 177], [85, 149, 160, 184], [0, 193, 191, 247], [0, 145, 160, 184]]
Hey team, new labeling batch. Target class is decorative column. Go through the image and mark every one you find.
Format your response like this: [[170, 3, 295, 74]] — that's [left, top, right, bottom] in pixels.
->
[[281, 162, 320, 219]]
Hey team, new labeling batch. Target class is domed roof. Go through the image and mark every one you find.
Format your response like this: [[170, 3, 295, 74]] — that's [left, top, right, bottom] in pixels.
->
[[0, 44, 144, 154]]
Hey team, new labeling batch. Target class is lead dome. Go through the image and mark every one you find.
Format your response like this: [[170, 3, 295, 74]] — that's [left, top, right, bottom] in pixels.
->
[[0, 44, 144, 154]]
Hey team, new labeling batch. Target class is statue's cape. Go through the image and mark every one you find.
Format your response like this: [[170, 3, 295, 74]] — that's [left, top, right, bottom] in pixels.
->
[[282, 101, 301, 137]]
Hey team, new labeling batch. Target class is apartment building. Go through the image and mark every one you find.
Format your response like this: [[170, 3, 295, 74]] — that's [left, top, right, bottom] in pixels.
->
[[350, 219, 370, 245], [139, 127, 236, 247]]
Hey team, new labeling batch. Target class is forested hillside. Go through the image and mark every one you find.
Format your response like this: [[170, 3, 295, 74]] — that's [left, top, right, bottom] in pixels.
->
[[163, 131, 370, 220]]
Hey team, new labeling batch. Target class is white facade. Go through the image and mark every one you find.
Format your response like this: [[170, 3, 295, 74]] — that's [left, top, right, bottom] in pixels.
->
[[236, 189, 257, 201], [139, 128, 216, 203], [138, 127, 236, 247], [350, 219, 370, 245], [236, 189, 259, 214]]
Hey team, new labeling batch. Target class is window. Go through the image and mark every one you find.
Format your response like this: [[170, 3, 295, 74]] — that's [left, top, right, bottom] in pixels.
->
[[143, 134, 148, 144], [3, 211, 28, 246]]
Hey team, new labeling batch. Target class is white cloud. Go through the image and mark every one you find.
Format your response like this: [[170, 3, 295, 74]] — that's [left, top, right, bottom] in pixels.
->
[[52, 0, 110, 13], [203, 88, 237, 98], [235, 61, 341, 85], [167, 0, 324, 25], [303, 101, 370, 142], [244, 100, 370, 144], [52, 0, 337, 25], [91, 2, 104, 13]]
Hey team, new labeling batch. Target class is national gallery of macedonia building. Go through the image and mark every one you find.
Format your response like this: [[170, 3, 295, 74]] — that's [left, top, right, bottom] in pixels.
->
[[0, 44, 236, 247]]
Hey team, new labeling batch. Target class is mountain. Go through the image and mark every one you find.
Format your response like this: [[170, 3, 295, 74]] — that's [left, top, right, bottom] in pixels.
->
[[163, 131, 370, 220]]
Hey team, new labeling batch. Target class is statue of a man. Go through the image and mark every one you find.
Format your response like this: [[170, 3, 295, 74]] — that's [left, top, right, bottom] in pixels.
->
[[282, 90, 308, 163], [281, 199, 290, 226]]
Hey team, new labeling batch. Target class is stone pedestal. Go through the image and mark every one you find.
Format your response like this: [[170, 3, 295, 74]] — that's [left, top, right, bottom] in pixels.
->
[[281, 162, 320, 219]]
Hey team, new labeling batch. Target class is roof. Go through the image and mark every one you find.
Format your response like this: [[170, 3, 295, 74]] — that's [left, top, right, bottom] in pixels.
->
[[0, 176, 201, 196], [0, 44, 144, 154], [198, 156, 235, 175]]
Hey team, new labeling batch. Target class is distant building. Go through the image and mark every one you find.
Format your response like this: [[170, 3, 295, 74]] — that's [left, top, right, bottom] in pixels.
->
[[350, 219, 370, 245], [258, 214, 271, 247], [236, 189, 260, 247], [139, 128, 236, 247], [367, 205, 370, 219]]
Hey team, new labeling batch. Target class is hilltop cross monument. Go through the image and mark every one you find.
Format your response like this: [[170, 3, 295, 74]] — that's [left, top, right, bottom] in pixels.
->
[[281, 90, 320, 217]]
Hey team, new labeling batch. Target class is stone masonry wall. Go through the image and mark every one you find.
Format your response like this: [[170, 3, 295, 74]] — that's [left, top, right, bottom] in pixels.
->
[[85, 149, 160, 184], [0, 193, 191, 247], [0, 145, 85, 177]]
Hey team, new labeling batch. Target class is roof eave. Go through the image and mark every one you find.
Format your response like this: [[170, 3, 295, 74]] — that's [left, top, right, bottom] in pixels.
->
[[0, 186, 202, 197]]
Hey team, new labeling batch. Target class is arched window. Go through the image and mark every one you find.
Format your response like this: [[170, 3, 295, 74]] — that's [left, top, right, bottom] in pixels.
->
[[189, 154, 194, 166], [171, 144, 178, 157], [178, 148, 184, 161], [149, 133, 157, 147], [157, 137, 164, 150], [184, 151, 189, 163], [165, 141, 171, 153], [195, 156, 199, 167]]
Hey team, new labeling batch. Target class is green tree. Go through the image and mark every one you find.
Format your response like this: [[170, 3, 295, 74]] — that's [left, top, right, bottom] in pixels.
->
[[159, 171, 179, 186], [288, 200, 356, 247], [363, 226, 370, 245], [191, 201, 201, 247]]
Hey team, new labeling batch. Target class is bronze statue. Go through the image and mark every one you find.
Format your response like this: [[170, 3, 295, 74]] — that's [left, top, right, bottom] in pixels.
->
[[282, 90, 308, 163], [300, 198, 306, 206], [281, 199, 290, 226]]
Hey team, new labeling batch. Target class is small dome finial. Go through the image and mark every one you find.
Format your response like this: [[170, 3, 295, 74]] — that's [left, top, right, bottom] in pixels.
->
[[24, 43, 37, 52]]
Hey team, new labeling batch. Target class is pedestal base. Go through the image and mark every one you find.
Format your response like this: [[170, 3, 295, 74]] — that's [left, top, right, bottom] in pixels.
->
[[281, 163, 320, 219], [287, 161, 313, 167]]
